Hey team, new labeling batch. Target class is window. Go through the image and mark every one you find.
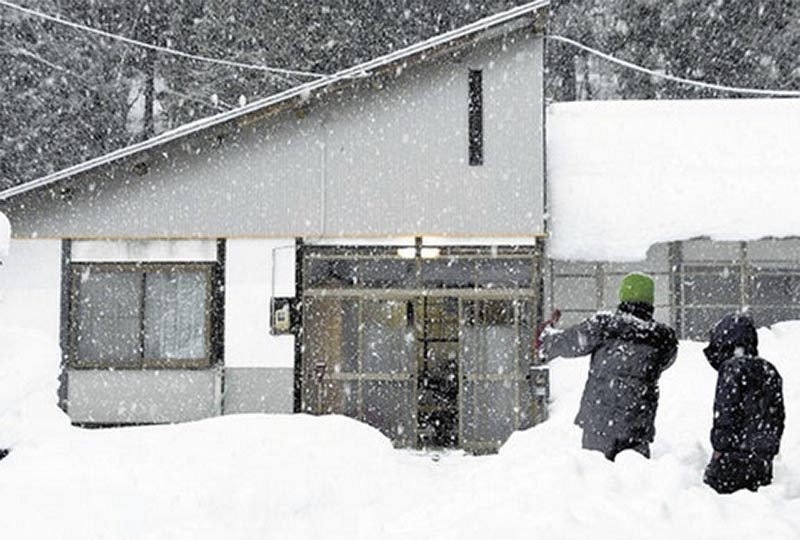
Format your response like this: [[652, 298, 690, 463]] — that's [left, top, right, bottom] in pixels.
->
[[69, 263, 217, 369], [468, 69, 483, 166], [304, 249, 535, 290]]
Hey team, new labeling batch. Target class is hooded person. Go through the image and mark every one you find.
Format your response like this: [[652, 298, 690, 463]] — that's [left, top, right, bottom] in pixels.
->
[[539, 272, 678, 461], [702, 312, 785, 494]]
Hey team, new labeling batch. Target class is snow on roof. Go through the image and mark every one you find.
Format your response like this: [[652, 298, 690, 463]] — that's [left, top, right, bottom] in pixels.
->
[[547, 98, 800, 261], [0, 0, 549, 202], [0, 210, 9, 263]]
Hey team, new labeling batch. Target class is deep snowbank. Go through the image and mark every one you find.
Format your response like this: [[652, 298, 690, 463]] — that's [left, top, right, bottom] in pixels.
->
[[2, 323, 800, 539], [0, 326, 68, 449], [547, 99, 800, 261]]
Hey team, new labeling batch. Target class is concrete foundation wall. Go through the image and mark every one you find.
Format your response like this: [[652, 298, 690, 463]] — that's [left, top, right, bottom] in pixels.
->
[[67, 369, 220, 424], [222, 368, 294, 414]]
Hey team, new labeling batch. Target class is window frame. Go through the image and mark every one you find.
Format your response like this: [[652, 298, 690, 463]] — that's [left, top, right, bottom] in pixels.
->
[[468, 69, 484, 166], [68, 261, 217, 370]]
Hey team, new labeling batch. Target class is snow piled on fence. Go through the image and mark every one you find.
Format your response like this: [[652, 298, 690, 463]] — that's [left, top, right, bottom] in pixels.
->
[[3, 322, 800, 539], [547, 98, 800, 261]]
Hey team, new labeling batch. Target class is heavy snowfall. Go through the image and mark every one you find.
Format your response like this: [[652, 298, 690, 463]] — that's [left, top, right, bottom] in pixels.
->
[[4, 1, 800, 539]]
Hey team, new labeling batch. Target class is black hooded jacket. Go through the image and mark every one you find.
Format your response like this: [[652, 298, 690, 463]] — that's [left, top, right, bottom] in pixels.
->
[[541, 302, 678, 443], [704, 313, 785, 457]]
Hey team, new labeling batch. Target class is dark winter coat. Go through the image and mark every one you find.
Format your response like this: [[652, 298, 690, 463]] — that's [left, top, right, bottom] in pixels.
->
[[702, 313, 785, 493], [703, 314, 785, 458], [541, 302, 678, 444]]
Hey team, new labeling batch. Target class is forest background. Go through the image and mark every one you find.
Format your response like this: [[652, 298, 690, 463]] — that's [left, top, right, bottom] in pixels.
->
[[1, 0, 798, 189]]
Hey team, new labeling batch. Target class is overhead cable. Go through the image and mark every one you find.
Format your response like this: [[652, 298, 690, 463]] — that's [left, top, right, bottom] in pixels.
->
[[547, 35, 800, 98], [0, 0, 327, 79]]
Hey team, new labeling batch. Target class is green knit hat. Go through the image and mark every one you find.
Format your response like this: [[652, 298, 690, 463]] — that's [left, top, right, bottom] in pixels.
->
[[619, 272, 655, 306]]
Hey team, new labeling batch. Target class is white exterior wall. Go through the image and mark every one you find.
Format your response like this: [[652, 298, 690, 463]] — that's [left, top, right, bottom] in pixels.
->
[[0, 239, 61, 336], [224, 239, 295, 368], [67, 370, 221, 424], [71, 239, 217, 262]]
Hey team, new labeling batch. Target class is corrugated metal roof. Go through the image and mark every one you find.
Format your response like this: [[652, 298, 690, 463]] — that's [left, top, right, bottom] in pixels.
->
[[0, 0, 549, 201]]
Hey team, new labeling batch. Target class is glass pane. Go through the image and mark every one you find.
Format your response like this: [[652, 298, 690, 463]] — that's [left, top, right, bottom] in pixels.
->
[[361, 300, 415, 374], [462, 300, 518, 375], [305, 258, 358, 288], [144, 270, 208, 360], [419, 342, 460, 408], [363, 380, 414, 445], [75, 270, 141, 364], [305, 296, 359, 374], [750, 273, 800, 305], [422, 297, 459, 341], [462, 380, 516, 446], [340, 299, 360, 373], [306, 258, 416, 289], [355, 259, 416, 288], [682, 267, 741, 305], [320, 380, 359, 417], [420, 258, 475, 288], [475, 258, 534, 288]]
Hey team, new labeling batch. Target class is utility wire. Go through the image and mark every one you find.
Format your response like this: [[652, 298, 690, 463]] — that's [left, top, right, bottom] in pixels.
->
[[548, 35, 800, 98], [5, 0, 796, 94], [0, 0, 327, 79]]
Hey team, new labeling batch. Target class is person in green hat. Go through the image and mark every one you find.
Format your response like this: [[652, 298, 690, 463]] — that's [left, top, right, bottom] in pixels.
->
[[539, 272, 678, 461]]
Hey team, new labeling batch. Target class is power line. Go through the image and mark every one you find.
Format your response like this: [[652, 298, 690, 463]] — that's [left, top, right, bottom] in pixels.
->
[[0, 0, 327, 79], [547, 35, 800, 98]]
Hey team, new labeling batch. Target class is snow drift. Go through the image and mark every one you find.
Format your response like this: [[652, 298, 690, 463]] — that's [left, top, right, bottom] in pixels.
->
[[2, 321, 800, 539], [0, 326, 68, 450]]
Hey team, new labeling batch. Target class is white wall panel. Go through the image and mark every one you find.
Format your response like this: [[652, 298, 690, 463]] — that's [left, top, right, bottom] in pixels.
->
[[0, 239, 61, 337], [222, 367, 293, 414], [224, 239, 295, 368], [67, 369, 219, 424], [71, 239, 217, 262]]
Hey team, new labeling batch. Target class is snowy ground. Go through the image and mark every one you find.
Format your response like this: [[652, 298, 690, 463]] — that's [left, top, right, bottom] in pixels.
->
[[2, 323, 800, 540]]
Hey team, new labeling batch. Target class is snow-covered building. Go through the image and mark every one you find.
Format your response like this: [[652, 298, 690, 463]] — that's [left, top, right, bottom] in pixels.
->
[[0, 2, 549, 453], [3, 0, 800, 454]]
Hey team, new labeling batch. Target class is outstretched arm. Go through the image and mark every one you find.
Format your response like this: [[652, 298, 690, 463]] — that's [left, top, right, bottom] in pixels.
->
[[539, 314, 607, 362]]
